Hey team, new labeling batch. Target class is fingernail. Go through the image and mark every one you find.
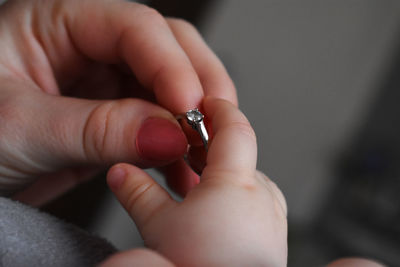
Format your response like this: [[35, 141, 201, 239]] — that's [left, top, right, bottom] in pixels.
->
[[136, 118, 188, 161], [108, 167, 126, 190]]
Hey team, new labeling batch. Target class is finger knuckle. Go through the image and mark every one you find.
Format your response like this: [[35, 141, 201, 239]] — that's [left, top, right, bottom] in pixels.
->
[[256, 170, 287, 217], [83, 101, 116, 162], [207, 168, 258, 190], [0, 93, 27, 137], [83, 99, 146, 162], [271, 182, 288, 217], [227, 121, 257, 142], [125, 181, 155, 215]]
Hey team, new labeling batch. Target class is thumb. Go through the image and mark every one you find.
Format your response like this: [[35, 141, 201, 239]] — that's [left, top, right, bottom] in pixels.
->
[[106, 163, 176, 230], [21, 92, 187, 169]]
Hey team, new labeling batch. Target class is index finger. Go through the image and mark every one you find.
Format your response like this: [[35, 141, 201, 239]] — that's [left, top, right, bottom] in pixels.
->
[[52, 0, 204, 113], [203, 97, 257, 176]]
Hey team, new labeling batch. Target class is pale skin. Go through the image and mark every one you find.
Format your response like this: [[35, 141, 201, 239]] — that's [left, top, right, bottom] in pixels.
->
[[0, 0, 385, 266], [0, 0, 236, 204], [103, 98, 288, 267], [101, 98, 384, 267]]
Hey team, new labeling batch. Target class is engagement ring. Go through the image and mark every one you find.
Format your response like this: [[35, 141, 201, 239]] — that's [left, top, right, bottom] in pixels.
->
[[185, 109, 208, 151]]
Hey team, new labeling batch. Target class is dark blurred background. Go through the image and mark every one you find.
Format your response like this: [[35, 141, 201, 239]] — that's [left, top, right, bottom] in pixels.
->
[[40, 1, 400, 266]]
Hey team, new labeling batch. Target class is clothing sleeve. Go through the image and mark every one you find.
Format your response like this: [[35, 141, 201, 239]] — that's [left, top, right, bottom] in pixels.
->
[[0, 197, 116, 267]]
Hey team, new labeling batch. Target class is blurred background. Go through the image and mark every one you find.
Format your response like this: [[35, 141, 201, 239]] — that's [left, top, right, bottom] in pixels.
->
[[42, 1, 400, 266]]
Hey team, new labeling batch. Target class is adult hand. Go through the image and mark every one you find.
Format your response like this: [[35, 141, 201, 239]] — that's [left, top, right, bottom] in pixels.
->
[[106, 98, 287, 266], [0, 0, 237, 204]]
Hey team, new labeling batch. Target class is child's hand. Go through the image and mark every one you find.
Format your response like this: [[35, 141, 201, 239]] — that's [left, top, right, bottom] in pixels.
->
[[105, 97, 288, 267], [0, 0, 236, 203]]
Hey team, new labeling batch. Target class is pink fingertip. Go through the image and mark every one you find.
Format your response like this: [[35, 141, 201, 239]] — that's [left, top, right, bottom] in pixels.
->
[[108, 167, 126, 191]]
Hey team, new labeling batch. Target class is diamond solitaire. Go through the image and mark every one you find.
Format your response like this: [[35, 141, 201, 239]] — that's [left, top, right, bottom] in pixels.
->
[[186, 109, 204, 125], [185, 109, 208, 150]]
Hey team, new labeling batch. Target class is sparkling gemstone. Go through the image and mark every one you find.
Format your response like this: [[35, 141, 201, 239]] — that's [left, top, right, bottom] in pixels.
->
[[186, 109, 203, 123]]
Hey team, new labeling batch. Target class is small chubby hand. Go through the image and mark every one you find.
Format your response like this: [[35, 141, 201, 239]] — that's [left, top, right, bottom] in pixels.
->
[[104, 98, 288, 267]]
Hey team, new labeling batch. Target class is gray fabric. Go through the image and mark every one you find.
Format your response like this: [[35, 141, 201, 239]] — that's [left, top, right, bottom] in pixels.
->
[[0, 197, 117, 267]]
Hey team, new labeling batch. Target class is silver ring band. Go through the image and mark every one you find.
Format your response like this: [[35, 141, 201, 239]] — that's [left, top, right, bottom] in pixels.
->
[[176, 108, 209, 151], [185, 108, 208, 151]]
